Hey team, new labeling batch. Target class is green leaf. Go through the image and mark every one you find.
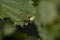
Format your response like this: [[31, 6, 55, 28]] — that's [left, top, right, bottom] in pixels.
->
[[0, 0, 35, 25]]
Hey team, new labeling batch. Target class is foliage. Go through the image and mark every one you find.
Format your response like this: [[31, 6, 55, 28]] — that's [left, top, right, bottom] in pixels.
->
[[34, 0, 60, 40], [0, 0, 35, 25], [0, 0, 60, 40]]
